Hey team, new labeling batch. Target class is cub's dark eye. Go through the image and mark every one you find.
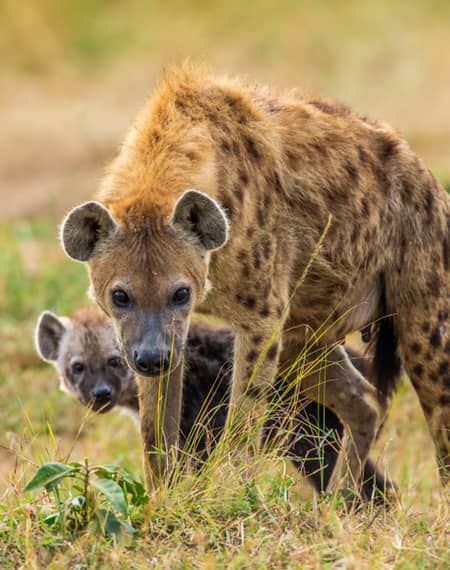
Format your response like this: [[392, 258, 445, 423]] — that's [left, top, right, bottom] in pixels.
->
[[172, 287, 190, 305], [112, 289, 130, 308], [72, 362, 84, 375], [108, 357, 122, 368]]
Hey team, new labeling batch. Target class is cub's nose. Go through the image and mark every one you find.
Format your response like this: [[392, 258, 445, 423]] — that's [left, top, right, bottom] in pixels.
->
[[91, 385, 112, 402], [133, 349, 171, 376]]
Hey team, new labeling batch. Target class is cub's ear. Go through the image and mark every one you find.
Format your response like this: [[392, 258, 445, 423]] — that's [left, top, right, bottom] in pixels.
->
[[35, 311, 67, 362], [171, 189, 229, 251], [60, 201, 117, 262]]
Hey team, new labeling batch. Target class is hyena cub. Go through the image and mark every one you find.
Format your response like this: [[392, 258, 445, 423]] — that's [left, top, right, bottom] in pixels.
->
[[35, 306, 139, 417], [35, 306, 394, 500]]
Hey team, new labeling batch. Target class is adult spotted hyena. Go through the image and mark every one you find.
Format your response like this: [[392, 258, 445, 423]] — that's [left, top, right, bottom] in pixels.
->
[[35, 306, 394, 499], [61, 66, 449, 490]]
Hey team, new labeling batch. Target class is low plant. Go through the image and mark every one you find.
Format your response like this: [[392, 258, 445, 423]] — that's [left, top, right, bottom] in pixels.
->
[[23, 459, 148, 541]]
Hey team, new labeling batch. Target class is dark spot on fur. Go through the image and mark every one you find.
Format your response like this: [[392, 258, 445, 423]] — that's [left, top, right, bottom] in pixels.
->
[[357, 144, 369, 163], [378, 136, 398, 161], [262, 235, 271, 260], [428, 275, 441, 297], [361, 198, 370, 217], [345, 162, 360, 184], [410, 342, 422, 354], [438, 310, 448, 322], [276, 305, 283, 318], [351, 225, 360, 243], [220, 194, 234, 218], [247, 350, 258, 363], [439, 394, 450, 405], [260, 304, 270, 318], [273, 171, 283, 196], [267, 343, 279, 361], [421, 402, 433, 416], [221, 139, 231, 154], [252, 335, 262, 345], [444, 340, 450, 354], [247, 226, 255, 238], [235, 187, 244, 203], [438, 361, 449, 376], [244, 296, 256, 310], [237, 250, 247, 262], [425, 188, 434, 218], [256, 206, 265, 228], [252, 243, 261, 270], [242, 263, 250, 279], [430, 328, 441, 348], [239, 170, 249, 185], [421, 322, 430, 334], [443, 238, 449, 272], [443, 375, 450, 389], [430, 372, 439, 383], [244, 135, 260, 160], [424, 351, 432, 361], [412, 364, 424, 378]]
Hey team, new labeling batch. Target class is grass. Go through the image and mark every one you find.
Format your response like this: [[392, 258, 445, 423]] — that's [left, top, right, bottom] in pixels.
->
[[0, 218, 449, 568]]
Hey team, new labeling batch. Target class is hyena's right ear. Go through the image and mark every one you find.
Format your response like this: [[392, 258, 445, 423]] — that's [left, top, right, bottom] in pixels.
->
[[60, 201, 117, 262], [35, 311, 66, 362]]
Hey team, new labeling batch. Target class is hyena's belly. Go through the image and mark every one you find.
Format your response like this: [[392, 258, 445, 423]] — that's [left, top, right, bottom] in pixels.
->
[[284, 280, 381, 346]]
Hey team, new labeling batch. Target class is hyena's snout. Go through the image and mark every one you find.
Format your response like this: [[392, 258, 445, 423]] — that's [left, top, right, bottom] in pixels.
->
[[133, 345, 172, 376], [89, 384, 114, 412]]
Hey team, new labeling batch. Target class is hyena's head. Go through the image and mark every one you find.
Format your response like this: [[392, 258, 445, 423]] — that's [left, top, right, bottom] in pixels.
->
[[35, 307, 135, 412], [60, 191, 228, 378]]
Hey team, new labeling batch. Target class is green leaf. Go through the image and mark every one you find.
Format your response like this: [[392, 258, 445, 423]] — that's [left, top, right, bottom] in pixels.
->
[[92, 477, 128, 516], [43, 512, 60, 526], [96, 509, 135, 539], [24, 463, 78, 492]]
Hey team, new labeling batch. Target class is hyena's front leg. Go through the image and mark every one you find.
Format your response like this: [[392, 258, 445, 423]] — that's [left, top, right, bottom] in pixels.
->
[[227, 321, 284, 448], [137, 363, 184, 491]]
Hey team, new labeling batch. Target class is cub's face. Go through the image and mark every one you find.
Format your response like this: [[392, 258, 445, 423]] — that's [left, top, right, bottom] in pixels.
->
[[35, 310, 135, 412]]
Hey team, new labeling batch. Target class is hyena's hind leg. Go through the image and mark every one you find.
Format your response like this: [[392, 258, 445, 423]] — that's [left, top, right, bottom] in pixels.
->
[[397, 297, 450, 485], [282, 344, 381, 494]]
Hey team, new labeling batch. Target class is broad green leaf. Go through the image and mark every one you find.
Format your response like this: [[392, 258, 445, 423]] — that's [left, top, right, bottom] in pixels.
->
[[96, 508, 135, 540], [24, 463, 77, 492], [93, 464, 120, 478], [91, 477, 128, 516]]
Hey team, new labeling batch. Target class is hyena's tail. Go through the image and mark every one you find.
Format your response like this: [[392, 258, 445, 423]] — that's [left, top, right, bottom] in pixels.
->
[[372, 279, 402, 405]]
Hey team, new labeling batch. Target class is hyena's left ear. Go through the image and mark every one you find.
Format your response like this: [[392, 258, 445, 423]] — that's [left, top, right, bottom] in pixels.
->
[[171, 189, 229, 251], [35, 311, 67, 362], [60, 201, 117, 262]]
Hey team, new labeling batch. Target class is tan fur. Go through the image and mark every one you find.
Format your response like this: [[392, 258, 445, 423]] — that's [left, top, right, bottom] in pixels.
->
[[62, 65, 450, 491]]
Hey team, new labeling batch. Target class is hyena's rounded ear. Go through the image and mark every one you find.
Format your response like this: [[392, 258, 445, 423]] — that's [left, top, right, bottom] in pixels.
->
[[35, 311, 66, 362], [171, 189, 229, 251], [60, 201, 117, 262]]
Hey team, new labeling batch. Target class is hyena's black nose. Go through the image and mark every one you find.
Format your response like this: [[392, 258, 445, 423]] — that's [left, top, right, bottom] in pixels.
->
[[133, 349, 171, 376], [91, 385, 112, 402]]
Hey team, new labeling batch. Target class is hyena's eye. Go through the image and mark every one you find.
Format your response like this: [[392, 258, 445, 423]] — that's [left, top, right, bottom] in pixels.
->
[[72, 362, 84, 375], [107, 357, 122, 368], [112, 289, 130, 308], [172, 286, 191, 305]]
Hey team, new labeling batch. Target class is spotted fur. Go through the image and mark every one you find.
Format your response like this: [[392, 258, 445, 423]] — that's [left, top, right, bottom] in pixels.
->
[[61, 65, 450, 490]]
